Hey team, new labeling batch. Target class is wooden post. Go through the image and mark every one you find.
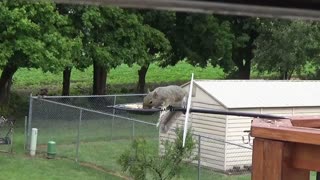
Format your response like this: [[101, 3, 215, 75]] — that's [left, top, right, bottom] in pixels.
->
[[252, 138, 309, 180], [251, 117, 320, 180]]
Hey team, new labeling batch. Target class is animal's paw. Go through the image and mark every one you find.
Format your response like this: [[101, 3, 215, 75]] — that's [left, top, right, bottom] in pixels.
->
[[160, 111, 165, 118], [161, 106, 167, 111], [156, 121, 160, 127]]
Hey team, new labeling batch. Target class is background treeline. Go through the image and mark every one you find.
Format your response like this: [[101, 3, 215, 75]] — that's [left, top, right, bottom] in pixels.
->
[[1, 0, 320, 116]]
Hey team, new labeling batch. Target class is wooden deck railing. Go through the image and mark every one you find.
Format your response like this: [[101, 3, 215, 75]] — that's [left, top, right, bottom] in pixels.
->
[[251, 116, 320, 180]]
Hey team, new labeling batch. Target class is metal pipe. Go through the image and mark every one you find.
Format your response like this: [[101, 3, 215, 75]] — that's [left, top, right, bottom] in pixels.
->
[[24, 116, 27, 151], [112, 104, 287, 119], [76, 109, 83, 163], [132, 121, 135, 140], [111, 96, 117, 140], [32, 93, 147, 99], [30, 128, 38, 156], [171, 107, 288, 119], [27, 94, 33, 151]]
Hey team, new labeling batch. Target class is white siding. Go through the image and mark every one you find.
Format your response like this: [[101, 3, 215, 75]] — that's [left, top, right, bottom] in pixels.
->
[[159, 84, 227, 171]]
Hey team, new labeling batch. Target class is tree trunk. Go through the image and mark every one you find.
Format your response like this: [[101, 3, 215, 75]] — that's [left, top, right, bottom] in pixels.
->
[[280, 69, 291, 80], [136, 64, 149, 93], [62, 67, 72, 96], [93, 60, 107, 95], [0, 63, 18, 104], [230, 20, 258, 79], [237, 59, 251, 79]]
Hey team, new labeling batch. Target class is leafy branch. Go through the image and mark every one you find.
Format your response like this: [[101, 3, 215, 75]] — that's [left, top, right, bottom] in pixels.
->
[[118, 128, 197, 180]]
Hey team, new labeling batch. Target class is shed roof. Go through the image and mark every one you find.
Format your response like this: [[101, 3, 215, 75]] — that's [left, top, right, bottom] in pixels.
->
[[192, 80, 320, 109]]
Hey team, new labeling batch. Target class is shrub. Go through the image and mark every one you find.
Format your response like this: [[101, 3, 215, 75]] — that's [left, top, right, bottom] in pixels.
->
[[118, 128, 196, 180]]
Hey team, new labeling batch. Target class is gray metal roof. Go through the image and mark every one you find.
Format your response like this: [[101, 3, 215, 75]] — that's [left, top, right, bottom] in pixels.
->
[[194, 80, 320, 109]]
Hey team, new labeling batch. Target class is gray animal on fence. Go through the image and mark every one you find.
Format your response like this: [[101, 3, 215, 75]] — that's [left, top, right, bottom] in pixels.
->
[[143, 85, 188, 132]]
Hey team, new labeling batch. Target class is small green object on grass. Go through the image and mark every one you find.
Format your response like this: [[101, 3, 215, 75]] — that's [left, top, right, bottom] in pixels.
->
[[47, 141, 56, 159]]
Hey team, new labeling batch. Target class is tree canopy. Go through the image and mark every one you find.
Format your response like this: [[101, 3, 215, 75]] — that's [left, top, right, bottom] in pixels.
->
[[253, 19, 320, 79], [0, 0, 81, 103]]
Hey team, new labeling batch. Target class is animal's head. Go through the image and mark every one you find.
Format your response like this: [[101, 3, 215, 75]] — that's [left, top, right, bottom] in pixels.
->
[[39, 88, 48, 95], [142, 89, 160, 109]]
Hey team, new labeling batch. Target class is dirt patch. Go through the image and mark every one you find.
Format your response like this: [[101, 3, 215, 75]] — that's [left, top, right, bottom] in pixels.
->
[[79, 161, 131, 180], [31, 154, 131, 180]]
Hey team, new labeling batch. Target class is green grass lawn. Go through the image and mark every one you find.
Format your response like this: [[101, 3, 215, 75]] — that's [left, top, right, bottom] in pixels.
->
[[0, 154, 122, 180], [0, 124, 123, 180], [0, 114, 318, 180], [7, 114, 314, 180], [11, 61, 225, 95]]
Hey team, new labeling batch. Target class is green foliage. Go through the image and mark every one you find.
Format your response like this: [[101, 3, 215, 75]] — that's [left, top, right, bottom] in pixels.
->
[[140, 12, 234, 70], [138, 25, 171, 66], [253, 19, 320, 79], [221, 16, 260, 79], [56, 4, 86, 70], [136, 10, 174, 66], [81, 6, 147, 70], [118, 128, 196, 180], [0, 0, 83, 104], [157, 13, 234, 70], [0, 91, 28, 117], [0, 0, 80, 72], [0, 104, 13, 117], [181, 14, 233, 69]]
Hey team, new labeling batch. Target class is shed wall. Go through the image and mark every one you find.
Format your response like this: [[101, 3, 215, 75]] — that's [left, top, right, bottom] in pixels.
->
[[159, 84, 227, 171]]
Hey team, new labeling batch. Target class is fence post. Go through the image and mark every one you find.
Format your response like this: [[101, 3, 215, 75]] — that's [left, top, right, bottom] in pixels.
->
[[24, 116, 28, 151], [132, 121, 135, 139], [76, 109, 83, 163], [111, 95, 117, 140], [198, 135, 201, 180], [27, 94, 33, 151]]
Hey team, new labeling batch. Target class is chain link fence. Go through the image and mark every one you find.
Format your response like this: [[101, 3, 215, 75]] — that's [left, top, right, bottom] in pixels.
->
[[26, 94, 159, 173], [26, 94, 252, 179], [0, 116, 14, 153]]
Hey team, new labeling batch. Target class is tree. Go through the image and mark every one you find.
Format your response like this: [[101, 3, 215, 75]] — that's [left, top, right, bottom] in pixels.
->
[[81, 7, 148, 95], [56, 4, 86, 96], [145, 13, 260, 79], [177, 14, 233, 69], [152, 13, 234, 77], [118, 128, 196, 180], [136, 27, 171, 93], [0, 0, 80, 104], [138, 11, 234, 74], [226, 16, 260, 79], [134, 11, 172, 93], [253, 19, 320, 79]]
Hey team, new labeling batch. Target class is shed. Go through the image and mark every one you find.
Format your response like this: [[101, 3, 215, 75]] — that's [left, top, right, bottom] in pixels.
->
[[159, 80, 320, 172]]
